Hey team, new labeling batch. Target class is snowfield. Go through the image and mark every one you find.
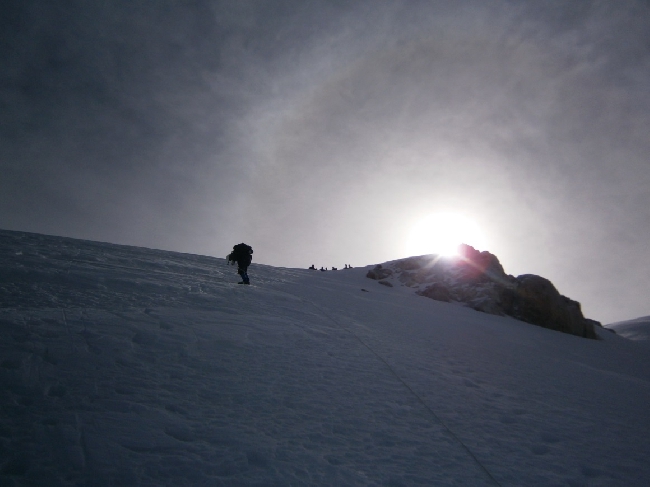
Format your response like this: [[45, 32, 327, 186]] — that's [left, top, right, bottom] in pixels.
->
[[1, 229, 649, 486], [606, 317, 650, 346]]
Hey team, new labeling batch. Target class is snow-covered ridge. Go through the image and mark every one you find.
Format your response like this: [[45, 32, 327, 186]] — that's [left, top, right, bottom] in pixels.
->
[[1, 229, 650, 485], [366, 244, 600, 339], [606, 316, 650, 345]]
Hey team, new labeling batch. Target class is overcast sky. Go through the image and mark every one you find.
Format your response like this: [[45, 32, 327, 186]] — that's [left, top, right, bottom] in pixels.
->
[[2, 0, 649, 324]]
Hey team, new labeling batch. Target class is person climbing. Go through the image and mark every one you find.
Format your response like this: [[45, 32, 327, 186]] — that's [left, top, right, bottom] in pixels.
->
[[227, 243, 253, 284]]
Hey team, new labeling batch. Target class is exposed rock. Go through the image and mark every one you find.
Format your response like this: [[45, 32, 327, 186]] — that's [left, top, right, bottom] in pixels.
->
[[502, 274, 597, 339], [366, 264, 393, 280], [393, 256, 431, 271], [378, 280, 393, 287], [368, 246, 599, 339], [455, 244, 508, 284], [585, 318, 612, 334], [468, 296, 504, 316], [417, 283, 450, 302], [585, 318, 603, 328]]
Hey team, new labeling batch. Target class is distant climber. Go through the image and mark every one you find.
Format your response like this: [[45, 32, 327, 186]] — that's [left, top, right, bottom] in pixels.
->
[[227, 243, 253, 285], [309, 264, 316, 270]]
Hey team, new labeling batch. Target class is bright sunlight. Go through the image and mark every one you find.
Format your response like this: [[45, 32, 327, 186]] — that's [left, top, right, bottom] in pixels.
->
[[405, 212, 487, 257]]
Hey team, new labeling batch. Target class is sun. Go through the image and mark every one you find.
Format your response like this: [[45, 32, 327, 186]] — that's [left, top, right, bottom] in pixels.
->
[[405, 212, 487, 257]]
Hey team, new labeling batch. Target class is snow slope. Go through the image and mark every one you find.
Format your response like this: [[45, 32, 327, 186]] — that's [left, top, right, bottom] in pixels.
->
[[1, 229, 649, 486], [606, 317, 650, 346]]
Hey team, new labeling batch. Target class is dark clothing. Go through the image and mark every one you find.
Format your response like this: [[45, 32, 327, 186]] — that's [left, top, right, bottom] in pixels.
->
[[228, 243, 253, 284], [230, 243, 253, 266]]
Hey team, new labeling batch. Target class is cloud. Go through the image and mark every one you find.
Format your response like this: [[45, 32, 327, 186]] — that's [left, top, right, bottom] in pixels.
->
[[1, 0, 649, 322]]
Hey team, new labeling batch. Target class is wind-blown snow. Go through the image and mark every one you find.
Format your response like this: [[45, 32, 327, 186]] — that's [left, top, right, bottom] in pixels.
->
[[1, 229, 649, 486]]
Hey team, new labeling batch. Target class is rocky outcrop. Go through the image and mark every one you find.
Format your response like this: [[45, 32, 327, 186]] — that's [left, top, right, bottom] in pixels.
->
[[418, 282, 451, 302], [501, 275, 597, 339], [368, 245, 599, 339], [366, 264, 393, 280]]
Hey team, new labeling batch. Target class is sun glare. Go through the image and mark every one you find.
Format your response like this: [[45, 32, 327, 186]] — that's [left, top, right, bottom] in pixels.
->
[[405, 213, 487, 257]]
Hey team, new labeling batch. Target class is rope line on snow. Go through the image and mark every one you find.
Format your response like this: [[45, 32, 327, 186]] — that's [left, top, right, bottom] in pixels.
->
[[286, 291, 502, 487]]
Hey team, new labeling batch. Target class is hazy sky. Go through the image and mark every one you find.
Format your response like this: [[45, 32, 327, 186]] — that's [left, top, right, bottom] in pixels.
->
[[2, 0, 649, 324]]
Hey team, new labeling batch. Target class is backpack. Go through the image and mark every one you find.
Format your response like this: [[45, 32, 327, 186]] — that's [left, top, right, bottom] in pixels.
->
[[232, 243, 253, 260]]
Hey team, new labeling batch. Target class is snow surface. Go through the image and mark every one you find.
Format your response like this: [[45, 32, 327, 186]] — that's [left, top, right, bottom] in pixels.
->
[[1, 229, 650, 486], [606, 317, 650, 346]]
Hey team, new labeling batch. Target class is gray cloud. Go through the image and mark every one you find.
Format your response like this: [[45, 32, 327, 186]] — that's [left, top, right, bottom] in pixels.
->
[[1, 0, 649, 322]]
